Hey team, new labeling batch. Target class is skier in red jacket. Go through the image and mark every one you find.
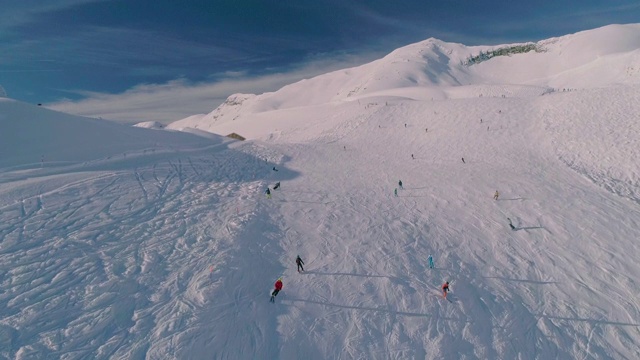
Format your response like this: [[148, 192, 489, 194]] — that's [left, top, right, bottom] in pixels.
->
[[270, 277, 283, 302], [442, 281, 450, 298]]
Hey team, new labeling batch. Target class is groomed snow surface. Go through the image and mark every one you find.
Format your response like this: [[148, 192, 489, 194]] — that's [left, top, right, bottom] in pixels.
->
[[2, 24, 640, 360]]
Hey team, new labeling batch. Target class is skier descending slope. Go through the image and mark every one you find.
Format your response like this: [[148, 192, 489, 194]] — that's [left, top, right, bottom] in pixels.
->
[[442, 281, 450, 299], [270, 277, 283, 302], [296, 255, 305, 272]]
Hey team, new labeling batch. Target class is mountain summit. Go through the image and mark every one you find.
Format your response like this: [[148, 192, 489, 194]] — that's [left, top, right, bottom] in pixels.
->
[[168, 24, 640, 134]]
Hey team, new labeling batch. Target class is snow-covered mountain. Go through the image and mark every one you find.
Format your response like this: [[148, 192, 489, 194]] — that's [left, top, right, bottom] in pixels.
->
[[168, 24, 640, 135], [2, 24, 640, 359]]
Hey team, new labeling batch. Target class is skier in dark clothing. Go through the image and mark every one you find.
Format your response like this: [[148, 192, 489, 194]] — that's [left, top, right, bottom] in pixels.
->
[[265, 188, 272, 199], [273, 182, 281, 190], [296, 255, 304, 272], [507, 218, 515, 230], [461, 157, 465, 164], [272, 166, 278, 171], [270, 277, 283, 302], [398, 180, 403, 190]]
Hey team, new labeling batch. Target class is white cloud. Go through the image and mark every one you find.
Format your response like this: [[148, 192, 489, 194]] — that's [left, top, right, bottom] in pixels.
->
[[46, 53, 383, 124], [0, 0, 110, 29]]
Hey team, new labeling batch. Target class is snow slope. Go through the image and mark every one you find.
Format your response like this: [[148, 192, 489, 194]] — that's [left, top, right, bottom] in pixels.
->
[[2, 24, 640, 359]]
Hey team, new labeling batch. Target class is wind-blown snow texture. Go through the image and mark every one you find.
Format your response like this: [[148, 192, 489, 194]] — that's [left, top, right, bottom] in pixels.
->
[[2, 24, 640, 359]]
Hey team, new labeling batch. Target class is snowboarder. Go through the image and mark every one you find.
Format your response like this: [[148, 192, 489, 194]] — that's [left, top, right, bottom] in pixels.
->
[[493, 190, 499, 200], [442, 281, 450, 298], [270, 277, 283, 302], [265, 188, 272, 199], [398, 180, 403, 190], [394, 188, 398, 197], [507, 217, 515, 230], [273, 182, 281, 190], [428, 255, 434, 269], [296, 255, 304, 272], [461, 157, 465, 164]]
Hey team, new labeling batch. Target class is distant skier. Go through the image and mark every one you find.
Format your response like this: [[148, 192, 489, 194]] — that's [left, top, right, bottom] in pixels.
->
[[494, 190, 499, 200], [394, 188, 398, 197], [428, 255, 434, 269], [425, 128, 428, 132], [265, 188, 272, 199], [404, 123, 407, 128], [507, 217, 515, 230], [398, 180, 403, 190], [442, 281, 450, 298], [270, 277, 283, 302], [272, 166, 278, 171], [461, 157, 465, 164], [273, 182, 281, 190], [411, 154, 414, 159], [296, 255, 305, 272]]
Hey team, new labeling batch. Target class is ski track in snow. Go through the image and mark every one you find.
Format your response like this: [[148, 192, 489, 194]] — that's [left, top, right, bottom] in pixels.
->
[[0, 142, 292, 359], [1, 85, 640, 359]]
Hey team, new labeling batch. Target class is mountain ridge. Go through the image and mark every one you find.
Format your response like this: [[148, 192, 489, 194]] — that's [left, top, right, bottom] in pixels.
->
[[167, 23, 640, 134]]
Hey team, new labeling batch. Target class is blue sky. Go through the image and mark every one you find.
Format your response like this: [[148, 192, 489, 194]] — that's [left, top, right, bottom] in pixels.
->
[[1, 0, 639, 123]]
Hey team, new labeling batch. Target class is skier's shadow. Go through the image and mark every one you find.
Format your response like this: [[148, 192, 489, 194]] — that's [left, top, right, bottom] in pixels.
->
[[430, 293, 456, 302], [275, 199, 330, 204], [305, 271, 412, 287], [304, 271, 394, 280], [484, 276, 557, 285], [514, 226, 544, 231], [284, 298, 469, 322]]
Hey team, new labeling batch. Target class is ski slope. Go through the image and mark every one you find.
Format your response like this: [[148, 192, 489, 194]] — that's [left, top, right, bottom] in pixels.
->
[[2, 24, 640, 359]]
